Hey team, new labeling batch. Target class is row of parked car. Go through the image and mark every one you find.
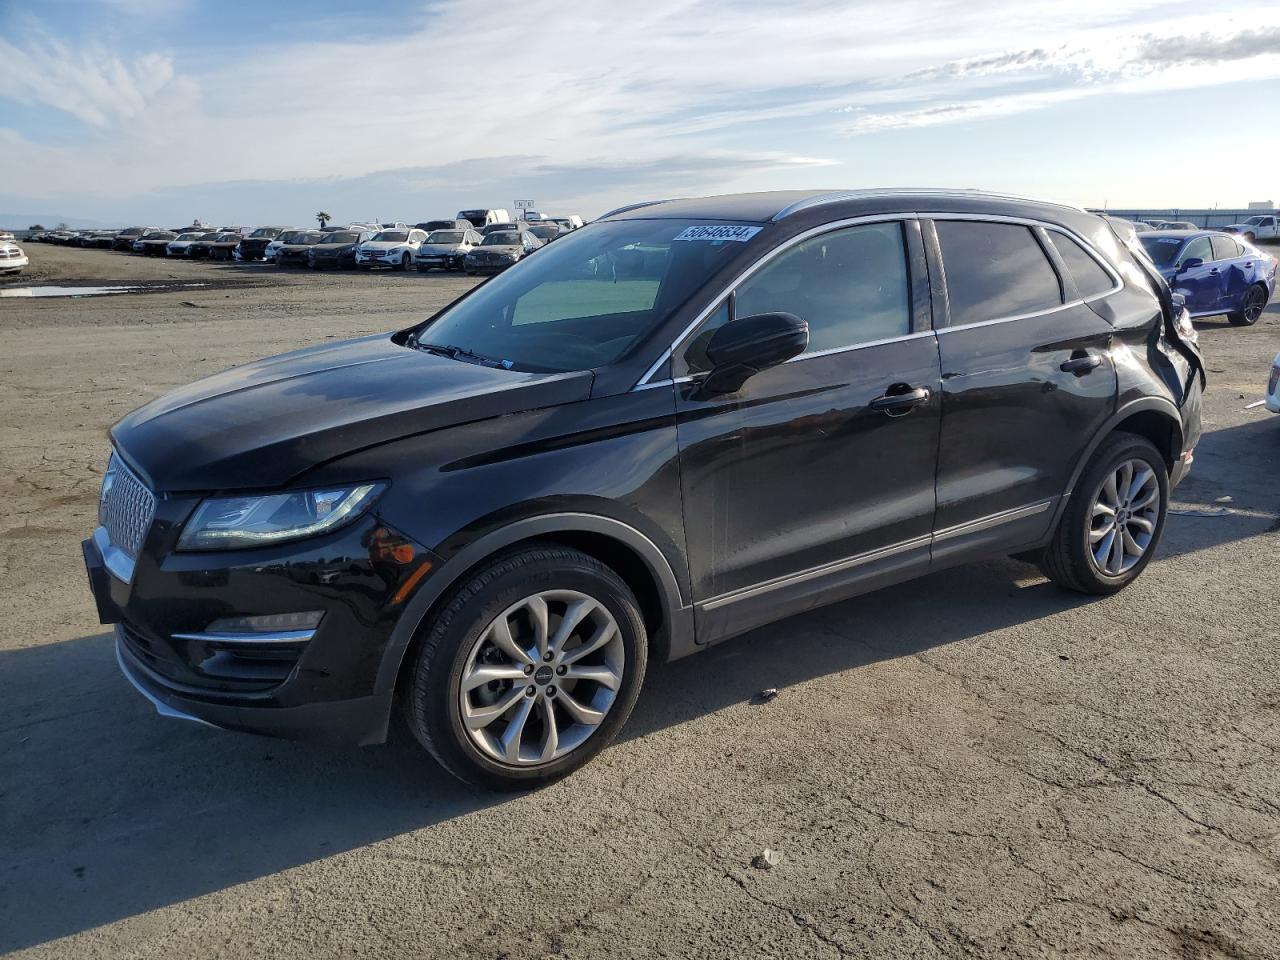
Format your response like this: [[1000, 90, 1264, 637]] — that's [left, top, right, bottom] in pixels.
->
[[28, 208, 586, 276]]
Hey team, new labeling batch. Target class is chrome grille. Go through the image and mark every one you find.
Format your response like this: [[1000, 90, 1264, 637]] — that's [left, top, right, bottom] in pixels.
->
[[102, 456, 156, 557]]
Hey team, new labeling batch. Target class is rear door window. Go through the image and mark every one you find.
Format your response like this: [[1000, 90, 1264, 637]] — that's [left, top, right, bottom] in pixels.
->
[[1048, 232, 1115, 299], [935, 221, 1063, 325], [1210, 235, 1240, 261]]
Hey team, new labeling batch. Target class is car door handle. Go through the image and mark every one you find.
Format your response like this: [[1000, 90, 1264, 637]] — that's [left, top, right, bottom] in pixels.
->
[[1209, 268, 1219, 274], [869, 386, 930, 414], [1060, 354, 1102, 374]]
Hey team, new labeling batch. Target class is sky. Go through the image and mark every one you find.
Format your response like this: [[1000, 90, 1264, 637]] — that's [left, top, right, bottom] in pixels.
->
[[1, 0, 1279, 226]]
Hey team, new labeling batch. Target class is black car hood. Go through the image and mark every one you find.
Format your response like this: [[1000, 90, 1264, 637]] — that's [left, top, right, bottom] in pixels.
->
[[111, 333, 594, 492]]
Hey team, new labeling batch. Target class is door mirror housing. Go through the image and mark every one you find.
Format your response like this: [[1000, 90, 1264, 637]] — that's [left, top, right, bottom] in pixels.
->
[[1178, 257, 1203, 272], [699, 312, 808, 395]]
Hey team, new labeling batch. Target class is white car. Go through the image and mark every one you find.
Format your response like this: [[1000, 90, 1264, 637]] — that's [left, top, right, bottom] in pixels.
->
[[1267, 353, 1280, 414], [264, 229, 308, 263], [165, 232, 208, 257], [1224, 215, 1279, 243], [0, 240, 28, 274], [355, 228, 429, 270], [414, 228, 482, 272]]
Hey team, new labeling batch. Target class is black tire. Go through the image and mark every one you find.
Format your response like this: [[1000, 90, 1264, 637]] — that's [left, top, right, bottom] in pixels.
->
[[404, 543, 648, 790], [399, 252, 411, 271], [1243, 231, 1256, 243], [1037, 432, 1169, 595], [1229, 283, 1268, 326]]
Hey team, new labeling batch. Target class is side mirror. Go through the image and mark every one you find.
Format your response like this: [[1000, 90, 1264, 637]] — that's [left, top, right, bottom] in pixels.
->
[[1178, 257, 1203, 272], [699, 312, 808, 395]]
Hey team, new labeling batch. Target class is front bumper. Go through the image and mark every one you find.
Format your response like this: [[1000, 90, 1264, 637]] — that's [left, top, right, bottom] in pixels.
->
[[83, 510, 440, 745], [0, 254, 26, 273]]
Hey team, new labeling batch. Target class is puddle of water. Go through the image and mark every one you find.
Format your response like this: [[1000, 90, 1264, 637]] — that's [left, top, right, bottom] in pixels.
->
[[0, 283, 208, 299]]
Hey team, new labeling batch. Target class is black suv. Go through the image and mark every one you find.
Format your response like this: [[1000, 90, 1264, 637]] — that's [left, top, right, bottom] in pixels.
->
[[83, 190, 1204, 789]]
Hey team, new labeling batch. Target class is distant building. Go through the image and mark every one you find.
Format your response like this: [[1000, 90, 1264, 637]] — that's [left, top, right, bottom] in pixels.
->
[[1247, 201, 1274, 210]]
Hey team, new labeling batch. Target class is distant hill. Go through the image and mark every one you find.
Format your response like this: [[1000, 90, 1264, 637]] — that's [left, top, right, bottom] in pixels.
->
[[0, 214, 119, 230]]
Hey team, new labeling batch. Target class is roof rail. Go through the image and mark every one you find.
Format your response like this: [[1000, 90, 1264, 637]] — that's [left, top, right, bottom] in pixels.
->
[[598, 199, 675, 220], [772, 188, 1087, 222]]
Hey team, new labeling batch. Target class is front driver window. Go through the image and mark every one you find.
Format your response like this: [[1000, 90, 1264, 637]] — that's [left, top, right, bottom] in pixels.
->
[[1181, 237, 1212, 265], [681, 222, 910, 373]]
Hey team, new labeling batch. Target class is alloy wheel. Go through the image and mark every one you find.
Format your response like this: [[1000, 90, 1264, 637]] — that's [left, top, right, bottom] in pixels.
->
[[1089, 458, 1160, 576], [458, 590, 624, 766], [1243, 287, 1266, 324]]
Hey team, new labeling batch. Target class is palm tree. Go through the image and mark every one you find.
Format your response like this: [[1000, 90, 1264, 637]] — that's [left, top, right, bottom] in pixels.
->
[[316, 211, 331, 229]]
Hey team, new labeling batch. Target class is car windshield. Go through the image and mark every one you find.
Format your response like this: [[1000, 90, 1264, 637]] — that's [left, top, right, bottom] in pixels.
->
[[250, 228, 279, 238], [413, 218, 760, 373], [176, 233, 202, 241], [373, 231, 408, 242], [427, 231, 464, 243], [482, 232, 520, 246], [1139, 236, 1184, 267], [277, 231, 305, 243], [322, 232, 359, 243], [1243, 216, 1266, 225], [217, 234, 238, 241], [531, 227, 558, 239], [289, 232, 324, 244]]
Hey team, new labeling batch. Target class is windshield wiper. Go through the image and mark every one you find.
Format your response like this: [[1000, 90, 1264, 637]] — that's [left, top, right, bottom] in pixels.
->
[[414, 341, 513, 369]]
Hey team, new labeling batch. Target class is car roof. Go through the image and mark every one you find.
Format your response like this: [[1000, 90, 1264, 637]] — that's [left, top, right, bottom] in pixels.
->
[[1140, 229, 1206, 239], [600, 188, 1091, 224]]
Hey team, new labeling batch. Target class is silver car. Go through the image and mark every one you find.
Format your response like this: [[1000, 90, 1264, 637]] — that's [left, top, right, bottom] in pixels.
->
[[414, 228, 483, 272]]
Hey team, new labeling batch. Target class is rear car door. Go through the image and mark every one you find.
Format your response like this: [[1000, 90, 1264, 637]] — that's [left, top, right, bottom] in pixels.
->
[[927, 217, 1118, 559], [673, 218, 941, 642]]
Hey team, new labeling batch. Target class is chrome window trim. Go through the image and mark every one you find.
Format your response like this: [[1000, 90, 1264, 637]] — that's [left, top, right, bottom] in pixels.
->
[[635, 214, 920, 387], [697, 499, 1053, 612]]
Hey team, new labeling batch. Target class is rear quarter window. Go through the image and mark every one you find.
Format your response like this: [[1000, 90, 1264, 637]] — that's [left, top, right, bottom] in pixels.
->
[[1210, 235, 1241, 261], [935, 221, 1063, 326], [1048, 232, 1115, 299]]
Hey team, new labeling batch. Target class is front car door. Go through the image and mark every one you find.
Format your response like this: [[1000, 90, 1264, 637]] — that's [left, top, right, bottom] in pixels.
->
[[672, 218, 942, 643], [1170, 235, 1222, 315], [926, 217, 1118, 560], [1211, 233, 1249, 309]]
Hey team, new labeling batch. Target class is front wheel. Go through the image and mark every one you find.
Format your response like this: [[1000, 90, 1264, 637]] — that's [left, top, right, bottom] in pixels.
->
[[404, 544, 647, 790], [1243, 231, 1256, 243], [1037, 433, 1168, 595], [398, 253, 411, 271], [1229, 284, 1268, 326]]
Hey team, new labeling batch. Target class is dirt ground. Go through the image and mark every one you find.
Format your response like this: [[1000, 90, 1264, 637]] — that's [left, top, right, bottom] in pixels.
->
[[1, 242, 1278, 960]]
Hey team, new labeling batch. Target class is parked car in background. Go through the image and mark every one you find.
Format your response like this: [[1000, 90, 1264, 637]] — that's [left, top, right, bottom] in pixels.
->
[[275, 230, 328, 267], [458, 208, 512, 229], [264, 229, 306, 263], [527, 223, 563, 245], [415, 219, 472, 233], [235, 226, 288, 261], [355, 228, 430, 270], [165, 232, 208, 257], [1139, 230, 1277, 326], [207, 232, 245, 261], [0, 231, 14, 242], [307, 229, 375, 270], [85, 231, 117, 248], [414, 228, 482, 271], [1222, 215, 1279, 244], [113, 227, 154, 251], [85, 190, 1205, 789], [134, 231, 178, 256], [1266, 353, 1280, 414], [0, 239, 28, 275], [550, 216, 583, 232], [182, 233, 224, 259], [463, 226, 542, 274]]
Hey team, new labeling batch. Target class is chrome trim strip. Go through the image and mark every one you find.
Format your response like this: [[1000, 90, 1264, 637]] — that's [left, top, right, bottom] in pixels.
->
[[698, 500, 1054, 612], [932, 500, 1052, 542], [115, 633, 219, 728], [171, 629, 317, 645], [699, 534, 932, 612], [93, 526, 135, 584], [635, 214, 918, 387], [787, 329, 936, 363]]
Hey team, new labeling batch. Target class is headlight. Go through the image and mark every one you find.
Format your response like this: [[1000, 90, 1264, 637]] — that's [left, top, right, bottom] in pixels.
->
[[177, 483, 384, 550]]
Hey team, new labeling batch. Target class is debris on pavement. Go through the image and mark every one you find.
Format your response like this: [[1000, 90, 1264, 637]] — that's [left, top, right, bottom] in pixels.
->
[[751, 688, 779, 704], [752, 849, 782, 870]]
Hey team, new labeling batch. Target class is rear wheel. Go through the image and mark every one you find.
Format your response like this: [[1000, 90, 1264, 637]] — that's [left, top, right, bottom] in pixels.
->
[[1229, 284, 1268, 326], [405, 544, 647, 790], [1037, 433, 1168, 595]]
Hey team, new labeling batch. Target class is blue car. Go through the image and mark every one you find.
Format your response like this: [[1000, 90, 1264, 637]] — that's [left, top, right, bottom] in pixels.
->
[[1140, 230, 1276, 326]]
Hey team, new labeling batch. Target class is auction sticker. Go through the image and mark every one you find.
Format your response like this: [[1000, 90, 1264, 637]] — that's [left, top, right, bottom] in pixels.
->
[[673, 225, 762, 243]]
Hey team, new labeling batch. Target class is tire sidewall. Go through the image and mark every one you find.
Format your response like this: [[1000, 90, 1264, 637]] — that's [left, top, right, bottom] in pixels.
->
[[411, 550, 648, 789], [1070, 436, 1169, 593]]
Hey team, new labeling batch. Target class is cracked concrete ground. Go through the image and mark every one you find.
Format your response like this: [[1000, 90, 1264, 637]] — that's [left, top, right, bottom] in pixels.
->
[[1, 243, 1278, 959]]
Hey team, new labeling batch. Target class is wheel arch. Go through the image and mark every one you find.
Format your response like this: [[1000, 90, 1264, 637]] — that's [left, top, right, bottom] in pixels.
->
[[374, 513, 696, 705], [1063, 398, 1183, 502]]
